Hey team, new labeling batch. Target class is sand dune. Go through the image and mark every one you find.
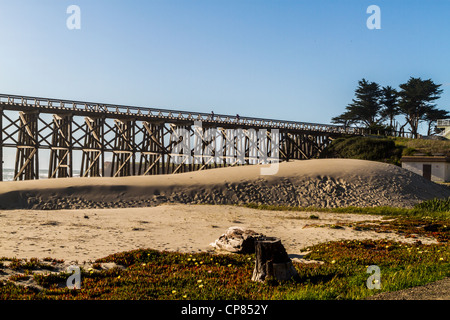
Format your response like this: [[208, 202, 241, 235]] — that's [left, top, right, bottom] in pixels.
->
[[0, 159, 449, 210]]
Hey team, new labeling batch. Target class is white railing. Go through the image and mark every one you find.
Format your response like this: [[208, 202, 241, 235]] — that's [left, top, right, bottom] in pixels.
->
[[437, 119, 450, 127]]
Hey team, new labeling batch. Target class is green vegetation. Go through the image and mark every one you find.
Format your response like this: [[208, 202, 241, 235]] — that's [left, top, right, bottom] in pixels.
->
[[415, 197, 450, 212], [0, 241, 448, 300], [244, 199, 450, 220], [320, 136, 403, 165], [392, 137, 450, 156], [320, 136, 450, 166]]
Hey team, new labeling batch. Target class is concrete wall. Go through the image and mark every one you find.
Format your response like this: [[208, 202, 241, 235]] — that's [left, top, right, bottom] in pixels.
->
[[402, 161, 450, 182]]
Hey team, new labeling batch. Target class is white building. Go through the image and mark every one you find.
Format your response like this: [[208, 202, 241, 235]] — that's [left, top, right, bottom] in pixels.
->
[[401, 156, 450, 182]]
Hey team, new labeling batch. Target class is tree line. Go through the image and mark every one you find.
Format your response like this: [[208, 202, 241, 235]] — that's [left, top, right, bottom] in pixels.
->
[[331, 77, 449, 138]]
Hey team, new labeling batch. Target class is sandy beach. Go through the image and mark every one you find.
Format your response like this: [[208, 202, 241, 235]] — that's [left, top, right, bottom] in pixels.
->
[[1, 158, 448, 263], [0, 203, 439, 263]]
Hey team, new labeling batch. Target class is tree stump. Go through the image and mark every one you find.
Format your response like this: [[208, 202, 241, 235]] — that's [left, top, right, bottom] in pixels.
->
[[251, 237, 299, 282]]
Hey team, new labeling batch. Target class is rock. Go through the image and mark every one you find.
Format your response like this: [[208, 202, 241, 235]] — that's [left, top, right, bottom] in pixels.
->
[[210, 227, 265, 254]]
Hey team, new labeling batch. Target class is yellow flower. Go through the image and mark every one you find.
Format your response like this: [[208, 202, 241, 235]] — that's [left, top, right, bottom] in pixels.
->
[[183, 295, 187, 298], [172, 290, 177, 294], [331, 260, 336, 264], [117, 275, 121, 279], [197, 280, 203, 283], [193, 258, 196, 261], [142, 263, 146, 266], [227, 264, 232, 267], [187, 258, 191, 261], [439, 258, 444, 261], [198, 284, 203, 288], [200, 261, 204, 264]]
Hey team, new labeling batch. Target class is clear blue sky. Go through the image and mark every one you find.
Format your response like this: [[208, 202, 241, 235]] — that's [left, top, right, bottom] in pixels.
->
[[1, 0, 449, 128]]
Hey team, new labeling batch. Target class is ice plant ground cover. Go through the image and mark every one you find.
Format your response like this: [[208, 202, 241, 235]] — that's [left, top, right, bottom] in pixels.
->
[[0, 240, 447, 300], [0, 225, 448, 300]]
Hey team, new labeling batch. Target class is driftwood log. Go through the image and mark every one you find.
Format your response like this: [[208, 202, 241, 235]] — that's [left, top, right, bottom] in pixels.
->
[[251, 237, 299, 282], [210, 227, 265, 254]]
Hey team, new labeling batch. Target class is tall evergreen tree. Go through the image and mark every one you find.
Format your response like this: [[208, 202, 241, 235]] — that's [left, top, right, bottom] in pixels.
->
[[397, 77, 443, 138], [331, 110, 356, 128], [331, 78, 382, 127], [379, 86, 399, 128]]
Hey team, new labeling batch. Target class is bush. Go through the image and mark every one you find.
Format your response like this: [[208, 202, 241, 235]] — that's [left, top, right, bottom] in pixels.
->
[[403, 147, 416, 156], [414, 197, 450, 212], [320, 137, 403, 165]]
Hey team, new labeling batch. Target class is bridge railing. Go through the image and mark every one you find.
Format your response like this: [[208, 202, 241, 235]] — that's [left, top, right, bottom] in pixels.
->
[[0, 93, 359, 134], [437, 119, 450, 127]]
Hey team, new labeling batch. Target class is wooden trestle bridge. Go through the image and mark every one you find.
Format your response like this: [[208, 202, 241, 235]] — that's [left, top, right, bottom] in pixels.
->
[[0, 93, 365, 181]]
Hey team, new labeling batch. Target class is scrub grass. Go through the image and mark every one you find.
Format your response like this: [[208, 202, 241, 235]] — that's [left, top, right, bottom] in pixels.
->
[[243, 200, 450, 220]]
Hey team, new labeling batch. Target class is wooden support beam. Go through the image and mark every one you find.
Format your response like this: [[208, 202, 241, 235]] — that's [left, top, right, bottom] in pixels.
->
[[14, 112, 39, 181], [81, 117, 104, 177], [111, 119, 135, 177], [49, 114, 72, 178]]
